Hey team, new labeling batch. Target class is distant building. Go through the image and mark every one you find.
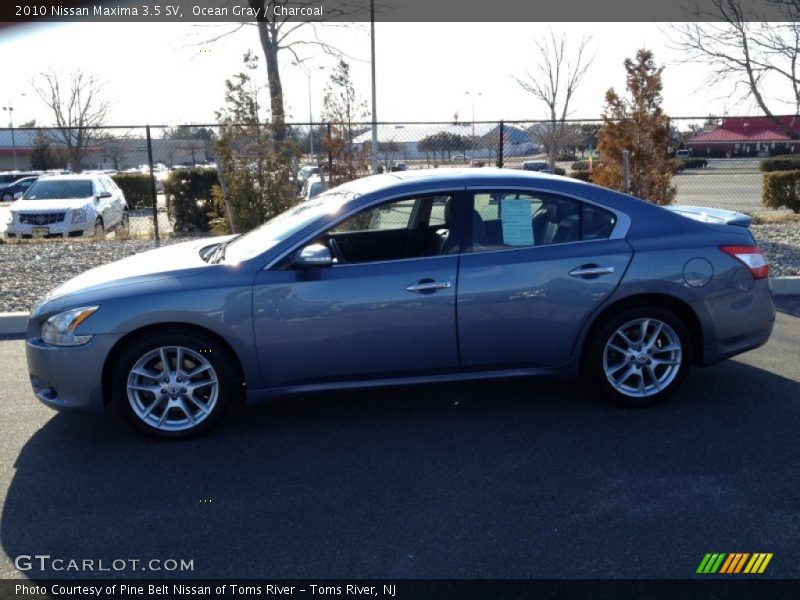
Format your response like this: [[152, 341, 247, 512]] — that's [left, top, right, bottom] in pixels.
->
[[0, 128, 210, 171], [352, 123, 536, 161], [685, 116, 800, 158]]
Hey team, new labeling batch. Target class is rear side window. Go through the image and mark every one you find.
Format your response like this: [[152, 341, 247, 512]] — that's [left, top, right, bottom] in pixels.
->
[[469, 191, 616, 252], [24, 180, 94, 200]]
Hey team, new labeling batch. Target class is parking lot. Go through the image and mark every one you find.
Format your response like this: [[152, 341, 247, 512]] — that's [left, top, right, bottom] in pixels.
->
[[0, 297, 798, 580]]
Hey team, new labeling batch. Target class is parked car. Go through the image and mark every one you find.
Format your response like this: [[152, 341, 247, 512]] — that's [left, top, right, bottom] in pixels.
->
[[6, 174, 128, 239], [0, 171, 42, 186], [296, 165, 321, 191], [298, 174, 327, 201], [522, 160, 554, 173], [25, 169, 774, 438], [1, 176, 39, 202], [676, 149, 692, 159]]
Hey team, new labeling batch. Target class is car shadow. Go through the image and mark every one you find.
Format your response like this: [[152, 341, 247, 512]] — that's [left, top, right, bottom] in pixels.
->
[[2, 362, 800, 579]]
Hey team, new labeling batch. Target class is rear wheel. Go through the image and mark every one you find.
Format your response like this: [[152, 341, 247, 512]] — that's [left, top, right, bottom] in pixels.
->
[[92, 217, 105, 239], [112, 330, 238, 439], [116, 210, 129, 236], [2, 192, 12, 202], [586, 307, 692, 406]]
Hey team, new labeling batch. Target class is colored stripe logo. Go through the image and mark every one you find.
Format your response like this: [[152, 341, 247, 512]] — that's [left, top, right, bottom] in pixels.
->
[[697, 553, 772, 574]]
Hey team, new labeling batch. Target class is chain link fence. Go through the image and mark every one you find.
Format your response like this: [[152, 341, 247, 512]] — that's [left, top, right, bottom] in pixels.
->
[[0, 117, 796, 245]]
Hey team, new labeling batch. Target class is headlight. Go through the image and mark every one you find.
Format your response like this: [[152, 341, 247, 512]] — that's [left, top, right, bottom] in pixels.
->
[[71, 207, 88, 224], [41, 306, 99, 347]]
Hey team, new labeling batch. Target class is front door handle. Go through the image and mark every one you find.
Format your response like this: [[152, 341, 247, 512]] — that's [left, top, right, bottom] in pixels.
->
[[405, 280, 452, 293], [568, 265, 615, 278]]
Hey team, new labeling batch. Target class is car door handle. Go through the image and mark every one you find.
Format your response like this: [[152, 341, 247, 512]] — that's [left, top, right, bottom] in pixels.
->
[[405, 280, 452, 293], [568, 265, 615, 278]]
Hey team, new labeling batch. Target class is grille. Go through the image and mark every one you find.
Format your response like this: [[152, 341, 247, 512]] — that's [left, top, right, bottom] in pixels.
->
[[19, 212, 66, 225]]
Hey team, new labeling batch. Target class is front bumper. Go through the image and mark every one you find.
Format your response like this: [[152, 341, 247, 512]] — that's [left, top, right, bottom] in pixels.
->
[[6, 217, 93, 239], [26, 333, 122, 413]]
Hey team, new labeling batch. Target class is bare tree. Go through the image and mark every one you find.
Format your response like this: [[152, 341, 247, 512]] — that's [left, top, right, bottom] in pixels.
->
[[672, 0, 800, 138], [34, 69, 109, 172], [515, 29, 594, 167], [202, 1, 367, 143]]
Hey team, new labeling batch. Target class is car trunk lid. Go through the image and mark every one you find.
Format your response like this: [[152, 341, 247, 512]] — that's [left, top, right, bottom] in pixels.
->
[[665, 205, 752, 227]]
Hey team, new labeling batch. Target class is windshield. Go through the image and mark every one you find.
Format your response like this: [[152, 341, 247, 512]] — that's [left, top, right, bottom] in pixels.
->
[[223, 191, 355, 264], [24, 180, 93, 200]]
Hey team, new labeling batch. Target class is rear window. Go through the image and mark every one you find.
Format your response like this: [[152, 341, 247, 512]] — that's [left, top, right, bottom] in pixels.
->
[[24, 180, 93, 200]]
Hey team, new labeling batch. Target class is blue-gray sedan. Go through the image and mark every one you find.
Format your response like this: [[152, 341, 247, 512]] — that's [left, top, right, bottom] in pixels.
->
[[25, 169, 775, 438]]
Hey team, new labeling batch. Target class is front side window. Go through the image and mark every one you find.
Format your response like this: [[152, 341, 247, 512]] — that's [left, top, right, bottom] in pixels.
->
[[468, 191, 616, 252], [320, 194, 456, 264]]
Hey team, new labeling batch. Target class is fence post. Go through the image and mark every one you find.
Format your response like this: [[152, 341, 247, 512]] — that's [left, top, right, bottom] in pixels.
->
[[145, 125, 160, 246], [622, 149, 630, 194], [498, 120, 504, 168], [327, 122, 333, 188]]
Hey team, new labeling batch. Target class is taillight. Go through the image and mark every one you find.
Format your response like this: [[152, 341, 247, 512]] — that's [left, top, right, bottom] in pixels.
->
[[719, 245, 769, 279]]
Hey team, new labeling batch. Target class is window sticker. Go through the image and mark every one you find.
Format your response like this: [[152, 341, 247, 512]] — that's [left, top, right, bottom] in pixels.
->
[[500, 199, 534, 246]]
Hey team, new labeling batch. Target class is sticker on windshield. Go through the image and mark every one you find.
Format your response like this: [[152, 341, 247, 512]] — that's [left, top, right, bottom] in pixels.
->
[[500, 199, 534, 246]]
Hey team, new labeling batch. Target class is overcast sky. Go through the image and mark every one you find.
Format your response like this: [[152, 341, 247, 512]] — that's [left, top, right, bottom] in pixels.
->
[[0, 21, 790, 128]]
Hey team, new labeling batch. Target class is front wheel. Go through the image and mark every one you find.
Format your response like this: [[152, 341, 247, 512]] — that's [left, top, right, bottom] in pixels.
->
[[585, 307, 693, 407], [112, 330, 238, 439], [2, 192, 12, 202]]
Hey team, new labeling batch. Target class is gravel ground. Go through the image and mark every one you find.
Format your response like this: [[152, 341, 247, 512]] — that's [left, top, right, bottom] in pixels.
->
[[0, 223, 798, 313]]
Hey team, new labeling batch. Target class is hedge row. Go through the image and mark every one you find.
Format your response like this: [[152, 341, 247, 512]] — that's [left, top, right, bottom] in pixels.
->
[[762, 170, 800, 213], [164, 168, 220, 233], [760, 155, 800, 173], [112, 173, 152, 210]]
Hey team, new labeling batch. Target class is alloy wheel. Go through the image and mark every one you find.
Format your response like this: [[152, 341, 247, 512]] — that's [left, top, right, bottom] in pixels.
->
[[602, 318, 683, 398], [126, 346, 219, 432]]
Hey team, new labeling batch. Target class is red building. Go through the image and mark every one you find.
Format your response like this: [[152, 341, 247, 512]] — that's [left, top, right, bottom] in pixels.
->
[[685, 116, 800, 158]]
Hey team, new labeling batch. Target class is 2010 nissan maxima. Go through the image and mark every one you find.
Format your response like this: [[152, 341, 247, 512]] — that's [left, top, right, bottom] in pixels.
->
[[25, 169, 775, 439]]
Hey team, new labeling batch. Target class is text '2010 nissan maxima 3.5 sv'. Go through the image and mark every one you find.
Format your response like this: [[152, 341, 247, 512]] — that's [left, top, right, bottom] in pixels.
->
[[25, 169, 775, 439]]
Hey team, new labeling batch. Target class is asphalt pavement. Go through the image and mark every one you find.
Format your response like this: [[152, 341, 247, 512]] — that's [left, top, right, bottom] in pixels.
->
[[0, 299, 798, 580]]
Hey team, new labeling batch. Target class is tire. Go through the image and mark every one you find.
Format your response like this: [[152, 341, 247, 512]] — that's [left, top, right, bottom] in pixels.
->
[[112, 330, 238, 439], [117, 210, 129, 234], [92, 217, 105, 239], [2, 193, 12, 202], [585, 306, 693, 407]]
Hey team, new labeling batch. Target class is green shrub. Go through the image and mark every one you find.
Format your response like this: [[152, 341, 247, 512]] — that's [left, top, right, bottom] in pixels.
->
[[762, 170, 800, 213], [112, 173, 152, 210], [683, 157, 708, 169], [760, 155, 800, 173], [570, 171, 593, 182], [164, 168, 220, 234], [553, 166, 566, 176], [671, 159, 686, 173]]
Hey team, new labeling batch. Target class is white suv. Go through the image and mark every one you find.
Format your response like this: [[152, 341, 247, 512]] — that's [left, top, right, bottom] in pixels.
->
[[5, 174, 128, 239]]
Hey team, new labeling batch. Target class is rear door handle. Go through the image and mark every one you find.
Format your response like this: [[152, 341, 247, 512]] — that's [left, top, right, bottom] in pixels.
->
[[406, 280, 452, 293], [569, 265, 615, 278]]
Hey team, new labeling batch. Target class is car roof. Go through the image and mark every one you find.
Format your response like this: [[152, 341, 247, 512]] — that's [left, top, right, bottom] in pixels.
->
[[36, 174, 98, 181], [335, 167, 568, 196]]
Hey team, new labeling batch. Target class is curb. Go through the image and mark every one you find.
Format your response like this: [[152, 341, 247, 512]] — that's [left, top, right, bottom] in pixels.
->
[[1, 278, 798, 338], [0, 312, 28, 336], [771, 276, 800, 297]]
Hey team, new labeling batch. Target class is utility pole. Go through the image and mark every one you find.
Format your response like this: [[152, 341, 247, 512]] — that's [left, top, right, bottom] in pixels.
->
[[2, 101, 18, 171]]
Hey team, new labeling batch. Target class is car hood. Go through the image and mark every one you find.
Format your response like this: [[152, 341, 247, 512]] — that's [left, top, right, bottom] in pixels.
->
[[41, 236, 232, 305], [12, 198, 93, 212]]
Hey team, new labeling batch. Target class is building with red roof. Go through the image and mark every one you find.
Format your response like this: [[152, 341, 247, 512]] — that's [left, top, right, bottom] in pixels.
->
[[685, 116, 800, 158]]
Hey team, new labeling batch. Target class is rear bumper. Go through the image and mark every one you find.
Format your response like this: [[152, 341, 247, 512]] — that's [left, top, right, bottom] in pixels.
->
[[25, 333, 122, 413], [699, 278, 775, 366]]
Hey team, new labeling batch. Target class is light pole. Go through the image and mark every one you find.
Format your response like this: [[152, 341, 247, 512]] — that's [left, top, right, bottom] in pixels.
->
[[293, 62, 324, 165], [2, 101, 18, 171], [369, 0, 379, 174], [465, 90, 482, 159]]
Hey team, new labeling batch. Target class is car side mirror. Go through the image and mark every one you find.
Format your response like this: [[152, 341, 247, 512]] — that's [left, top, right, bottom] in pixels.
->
[[294, 243, 333, 268], [97, 191, 112, 199], [13, 192, 23, 200]]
